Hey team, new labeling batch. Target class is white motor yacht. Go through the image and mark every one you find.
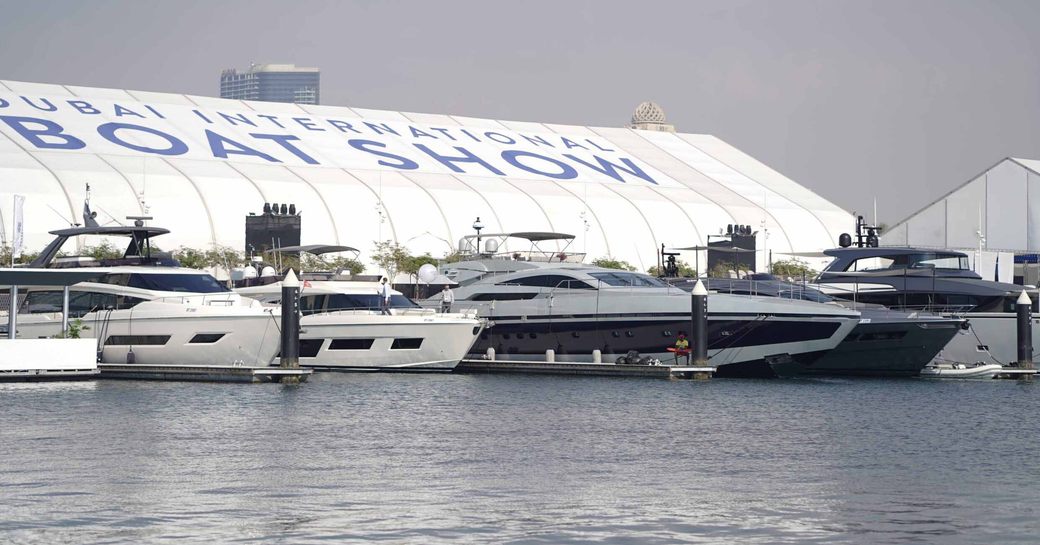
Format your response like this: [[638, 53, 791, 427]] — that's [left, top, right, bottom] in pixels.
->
[[236, 279, 484, 370], [11, 220, 280, 367], [425, 232, 862, 378]]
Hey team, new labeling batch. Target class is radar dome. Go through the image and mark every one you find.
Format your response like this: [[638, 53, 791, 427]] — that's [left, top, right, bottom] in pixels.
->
[[418, 263, 438, 283]]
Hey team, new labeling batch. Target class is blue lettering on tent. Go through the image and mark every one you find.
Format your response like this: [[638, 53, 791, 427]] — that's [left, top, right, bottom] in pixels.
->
[[293, 117, 324, 131], [113, 104, 146, 118], [586, 139, 616, 152], [97, 122, 188, 156], [0, 98, 8, 108], [0, 116, 85, 150], [250, 133, 319, 165], [365, 122, 400, 137], [328, 120, 362, 134], [564, 154, 657, 184], [206, 129, 279, 163], [501, 150, 578, 180], [219, 112, 257, 127], [67, 100, 101, 115], [484, 132, 516, 145], [409, 126, 437, 139], [413, 144, 505, 176], [348, 139, 419, 170], [20, 97, 57, 112], [520, 134, 553, 147], [561, 137, 588, 150]]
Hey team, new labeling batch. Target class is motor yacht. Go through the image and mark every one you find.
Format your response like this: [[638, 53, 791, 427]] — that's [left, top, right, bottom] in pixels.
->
[[234, 246, 484, 371], [670, 275, 964, 377], [814, 245, 1039, 368], [427, 232, 862, 378], [9, 212, 280, 367]]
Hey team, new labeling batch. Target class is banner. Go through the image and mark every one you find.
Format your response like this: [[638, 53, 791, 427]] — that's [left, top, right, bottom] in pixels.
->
[[12, 194, 24, 259]]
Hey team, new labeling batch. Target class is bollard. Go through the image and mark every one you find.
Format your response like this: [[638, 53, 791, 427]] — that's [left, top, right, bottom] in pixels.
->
[[280, 270, 301, 382], [1017, 291, 1033, 374], [546, 349, 555, 363], [691, 280, 709, 366], [7, 284, 16, 340], [486, 347, 496, 360], [592, 349, 601, 363]]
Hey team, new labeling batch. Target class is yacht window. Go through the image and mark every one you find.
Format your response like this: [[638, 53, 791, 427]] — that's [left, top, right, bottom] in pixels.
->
[[329, 338, 375, 350], [21, 290, 143, 317], [189, 333, 225, 344], [588, 272, 668, 287], [104, 335, 171, 345], [470, 293, 538, 301], [300, 339, 324, 357], [323, 293, 418, 311], [125, 273, 229, 293], [498, 275, 593, 289], [391, 338, 423, 349], [300, 295, 327, 316]]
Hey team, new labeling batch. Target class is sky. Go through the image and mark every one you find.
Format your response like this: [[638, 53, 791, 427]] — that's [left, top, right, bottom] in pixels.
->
[[1, 0, 1038, 228]]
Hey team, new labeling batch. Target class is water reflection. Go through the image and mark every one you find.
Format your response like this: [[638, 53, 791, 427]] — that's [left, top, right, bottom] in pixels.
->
[[0, 374, 1036, 544]]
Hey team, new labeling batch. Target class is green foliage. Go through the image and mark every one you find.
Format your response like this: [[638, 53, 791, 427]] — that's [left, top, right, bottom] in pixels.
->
[[81, 241, 124, 260], [647, 260, 697, 278], [173, 245, 244, 269], [300, 253, 365, 275], [401, 253, 438, 275], [591, 257, 637, 271], [709, 261, 752, 278], [371, 241, 410, 280], [770, 258, 816, 280], [0, 245, 41, 265]]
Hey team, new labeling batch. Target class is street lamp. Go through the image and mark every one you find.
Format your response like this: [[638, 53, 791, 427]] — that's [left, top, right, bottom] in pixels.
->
[[472, 216, 485, 255]]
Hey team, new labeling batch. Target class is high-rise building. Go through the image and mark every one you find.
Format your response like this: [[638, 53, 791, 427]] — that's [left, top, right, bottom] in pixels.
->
[[219, 63, 320, 105]]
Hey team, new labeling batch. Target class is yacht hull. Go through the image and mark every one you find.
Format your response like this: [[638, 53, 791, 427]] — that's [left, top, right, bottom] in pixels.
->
[[298, 313, 483, 370], [470, 313, 857, 378], [15, 305, 281, 367], [770, 315, 963, 377]]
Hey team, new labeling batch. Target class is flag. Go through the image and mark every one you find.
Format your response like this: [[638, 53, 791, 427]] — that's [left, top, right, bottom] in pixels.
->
[[12, 194, 24, 259]]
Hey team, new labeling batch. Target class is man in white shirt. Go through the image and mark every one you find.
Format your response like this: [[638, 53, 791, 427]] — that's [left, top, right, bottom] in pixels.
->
[[440, 285, 455, 313], [379, 277, 392, 315]]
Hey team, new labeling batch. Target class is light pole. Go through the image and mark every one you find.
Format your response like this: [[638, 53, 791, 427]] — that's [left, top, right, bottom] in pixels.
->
[[472, 217, 484, 255]]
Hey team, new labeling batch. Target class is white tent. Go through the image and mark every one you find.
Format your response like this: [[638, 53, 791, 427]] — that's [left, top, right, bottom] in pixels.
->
[[0, 79, 851, 272], [882, 157, 1040, 253]]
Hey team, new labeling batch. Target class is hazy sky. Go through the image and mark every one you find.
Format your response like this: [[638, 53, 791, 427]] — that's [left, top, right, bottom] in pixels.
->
[[2, 0, 1038, 227]]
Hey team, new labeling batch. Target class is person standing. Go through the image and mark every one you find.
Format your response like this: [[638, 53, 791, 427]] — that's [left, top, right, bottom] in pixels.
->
[[379, 277, 392, 315], [440, 285, 455, 313]]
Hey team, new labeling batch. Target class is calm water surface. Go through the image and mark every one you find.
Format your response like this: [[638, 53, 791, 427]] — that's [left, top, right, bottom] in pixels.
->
[[1, 373, 1037, 544]]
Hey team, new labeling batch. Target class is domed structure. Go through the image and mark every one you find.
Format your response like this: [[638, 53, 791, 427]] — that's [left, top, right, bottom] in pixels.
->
[[629, 101, 675, 132], [632, 101, 667, 125]]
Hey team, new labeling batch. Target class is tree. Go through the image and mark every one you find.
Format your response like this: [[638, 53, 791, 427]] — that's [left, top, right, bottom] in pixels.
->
[[401, 253, 439, 275], [770, 258, 817, 281], [591, 257, 636, 271], [647, 260, 697, 278], [709, 261, 752, 278], [371, 241, 410, 280]]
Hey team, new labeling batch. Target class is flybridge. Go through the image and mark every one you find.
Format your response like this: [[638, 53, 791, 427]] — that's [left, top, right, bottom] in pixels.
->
[[0, 93, 667, 186]]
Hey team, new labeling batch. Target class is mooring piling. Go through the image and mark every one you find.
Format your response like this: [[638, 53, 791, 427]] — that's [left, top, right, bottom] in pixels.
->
[[279, 269, 302, 383]]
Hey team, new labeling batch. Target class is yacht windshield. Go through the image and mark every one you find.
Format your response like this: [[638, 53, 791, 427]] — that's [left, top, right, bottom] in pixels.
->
[[588, 272, 669, 287], [848, 253, 970, 272], [102, 273, 229, 293]]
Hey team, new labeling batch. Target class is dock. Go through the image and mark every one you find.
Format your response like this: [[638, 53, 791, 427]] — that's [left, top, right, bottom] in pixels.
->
[[455, 359, 715, 379], [98, 364, 312, 383]]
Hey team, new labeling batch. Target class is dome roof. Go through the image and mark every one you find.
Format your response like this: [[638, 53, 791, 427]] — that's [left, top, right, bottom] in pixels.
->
[[632, 101, 667, 125]]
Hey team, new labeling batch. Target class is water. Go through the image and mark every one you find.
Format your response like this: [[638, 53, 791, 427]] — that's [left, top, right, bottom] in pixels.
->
[[1, 374, 1037, 544]]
